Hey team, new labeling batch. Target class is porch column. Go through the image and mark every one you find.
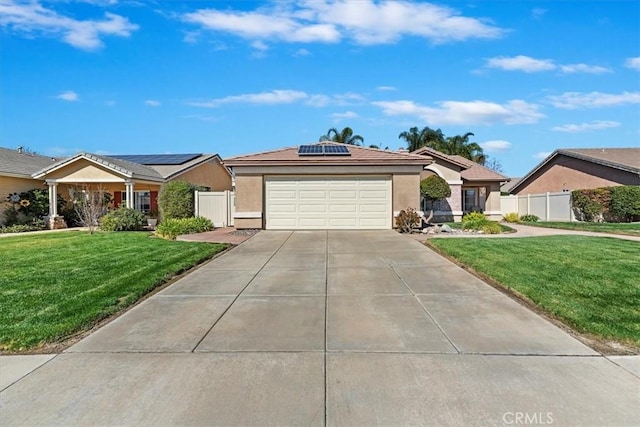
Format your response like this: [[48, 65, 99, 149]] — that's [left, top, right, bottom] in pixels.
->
[[46, 180, 58, 217], [125, 181, 135, 209]]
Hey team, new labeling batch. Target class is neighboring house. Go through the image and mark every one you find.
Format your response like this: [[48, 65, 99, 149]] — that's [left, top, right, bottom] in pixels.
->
[[224, 142, 433, 230], [511, 148, 640, 195], [501, 178, 521, 194], [32, 152, 232, 220], [411, 147, 508, 221], [0, 146, 58, 224]]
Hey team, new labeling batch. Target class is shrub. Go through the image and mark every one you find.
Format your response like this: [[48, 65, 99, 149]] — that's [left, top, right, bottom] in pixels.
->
[[395, 208, 421, 233], [571, 188, 610, 222], [0, 219, 47, 234], [503, 212, 520, 223], [159, 180, 205, 220], [609, 186, 640, 222], [156, 217, 214, 240], [462, 211, 487, 223], [520, 214, 539, 222], [99, 207, 146, 231], [480, 221, 503, 234]]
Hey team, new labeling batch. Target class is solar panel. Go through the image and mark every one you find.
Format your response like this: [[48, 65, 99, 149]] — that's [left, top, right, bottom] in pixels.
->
[[298, 145, 323, 155], [111, 154, 202, 165], [323, 145, 350, 155], [297, 145, 351, 156]]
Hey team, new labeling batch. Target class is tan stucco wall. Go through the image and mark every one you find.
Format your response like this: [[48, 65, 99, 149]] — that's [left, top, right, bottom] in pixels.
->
[[515, 156, 640, 194], [234, 175, 263, 229], [44, 159, 127, 182], [392, 173, 420, 213], [172, 160, 232, 191], [423, 160, 463, 182], [484, 182, 502, 220], [0, 176, 47, 224]]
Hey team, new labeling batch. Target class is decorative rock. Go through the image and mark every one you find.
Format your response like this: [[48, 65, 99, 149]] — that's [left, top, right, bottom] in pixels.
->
[[440, 224, 452, 233]]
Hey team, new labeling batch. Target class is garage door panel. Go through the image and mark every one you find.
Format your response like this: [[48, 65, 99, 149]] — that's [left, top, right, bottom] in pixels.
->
[[359, 203, 388, 213], [266, 176, 391, 230], [269, 204, 297, 213], [299, 204, 327, 213], [329, 190, 357, 199], [329, 204, 357, 213]]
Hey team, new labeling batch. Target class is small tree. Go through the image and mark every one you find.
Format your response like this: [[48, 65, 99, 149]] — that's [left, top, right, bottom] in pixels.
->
[[158, 180, 200, 220], [70, 185, 111, 234], [420, 175, 451, 223]]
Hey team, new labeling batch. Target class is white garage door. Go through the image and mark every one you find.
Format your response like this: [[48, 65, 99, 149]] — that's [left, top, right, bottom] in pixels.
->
[[265, 176, 392, 230]]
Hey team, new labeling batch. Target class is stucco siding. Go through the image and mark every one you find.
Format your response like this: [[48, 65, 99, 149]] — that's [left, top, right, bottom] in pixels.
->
[[0, 176, 46, 224], [515, 155, 640, 194], [424, 160, 463, 182], [234, 175, 264, 229], [392, 173, 420, 213], [172, 160, 232, 191], [44, 159, 128, 182]]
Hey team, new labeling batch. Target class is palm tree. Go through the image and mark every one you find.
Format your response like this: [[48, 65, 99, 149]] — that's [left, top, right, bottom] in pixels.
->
[[440, 132, 486, 164], [319, 127, 364, 145], [398, 126, 446, 152]]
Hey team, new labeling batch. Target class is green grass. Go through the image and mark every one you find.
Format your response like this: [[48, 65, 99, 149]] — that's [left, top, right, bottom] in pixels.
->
[[522, 221, 640, 236], [428, 236, 640, 347], [0, 231, 227, 351]]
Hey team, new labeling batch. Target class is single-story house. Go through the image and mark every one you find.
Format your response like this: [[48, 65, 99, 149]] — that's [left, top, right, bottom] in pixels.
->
[[1, 146, 232, 227], [511, 148, 640, 195], [224, 142, 434, 230], [0, 147, 59, 224], [411, 147, 508, 221]]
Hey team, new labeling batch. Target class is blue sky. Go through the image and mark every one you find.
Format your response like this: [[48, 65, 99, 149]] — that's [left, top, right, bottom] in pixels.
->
[[1, 0, 638, 177]]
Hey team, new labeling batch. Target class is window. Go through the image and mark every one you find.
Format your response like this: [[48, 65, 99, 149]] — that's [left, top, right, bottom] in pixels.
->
[[121, 191, 151, 213], [463, 189, 477, 211]]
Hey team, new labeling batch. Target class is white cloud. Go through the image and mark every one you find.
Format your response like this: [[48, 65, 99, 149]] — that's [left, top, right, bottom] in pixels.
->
[[625, 57, 640, 71], [188, 90, 366, 108], [251, 40, 269, 51], [331, 111, 359, 121], [182, 1, 504, 46], [486, 55, 556, 72], [372, 99, 544, 125], [188, 90, 309, 107], [560, 63, 612, 74], [480, 140, 512, 152], [0, 0, 138, 50], [144, 100, 161, 107], [548, 91, 640, 109], [294, 48, 311, 56], [551, 120, 620, 133], [531, 8, 547, 19], [376, 86, 397, 91], [56, 90, 78, 102], [534, 152, 552, 160]]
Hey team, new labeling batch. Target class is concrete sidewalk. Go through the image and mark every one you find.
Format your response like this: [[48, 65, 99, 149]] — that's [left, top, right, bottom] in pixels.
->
[[2, 231, 639, 426]]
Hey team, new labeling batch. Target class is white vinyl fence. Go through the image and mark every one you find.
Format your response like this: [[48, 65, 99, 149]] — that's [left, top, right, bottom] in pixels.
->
[[501, 192, 575, 222], [195, 190, 235, 227]]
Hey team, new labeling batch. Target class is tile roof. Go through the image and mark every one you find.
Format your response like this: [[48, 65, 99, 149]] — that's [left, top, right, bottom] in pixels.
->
[[0, 146, 58, 178], [511, 147, 640, 193], [560, 148, 640, 173], [412, 147, 508, 181], [225, 142, 433, 166], [31, 152, 227, 182], [32, 152, 164, 182]]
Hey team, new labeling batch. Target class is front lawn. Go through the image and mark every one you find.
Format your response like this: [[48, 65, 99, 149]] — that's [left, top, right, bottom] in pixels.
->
[[0, 231, 227, 351], [427, 236, 640, 349], [522, 221, 640, 236]]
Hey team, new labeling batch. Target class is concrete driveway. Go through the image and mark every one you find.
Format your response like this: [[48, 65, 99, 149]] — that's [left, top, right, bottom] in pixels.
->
[[1, 231, 639, 426]]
